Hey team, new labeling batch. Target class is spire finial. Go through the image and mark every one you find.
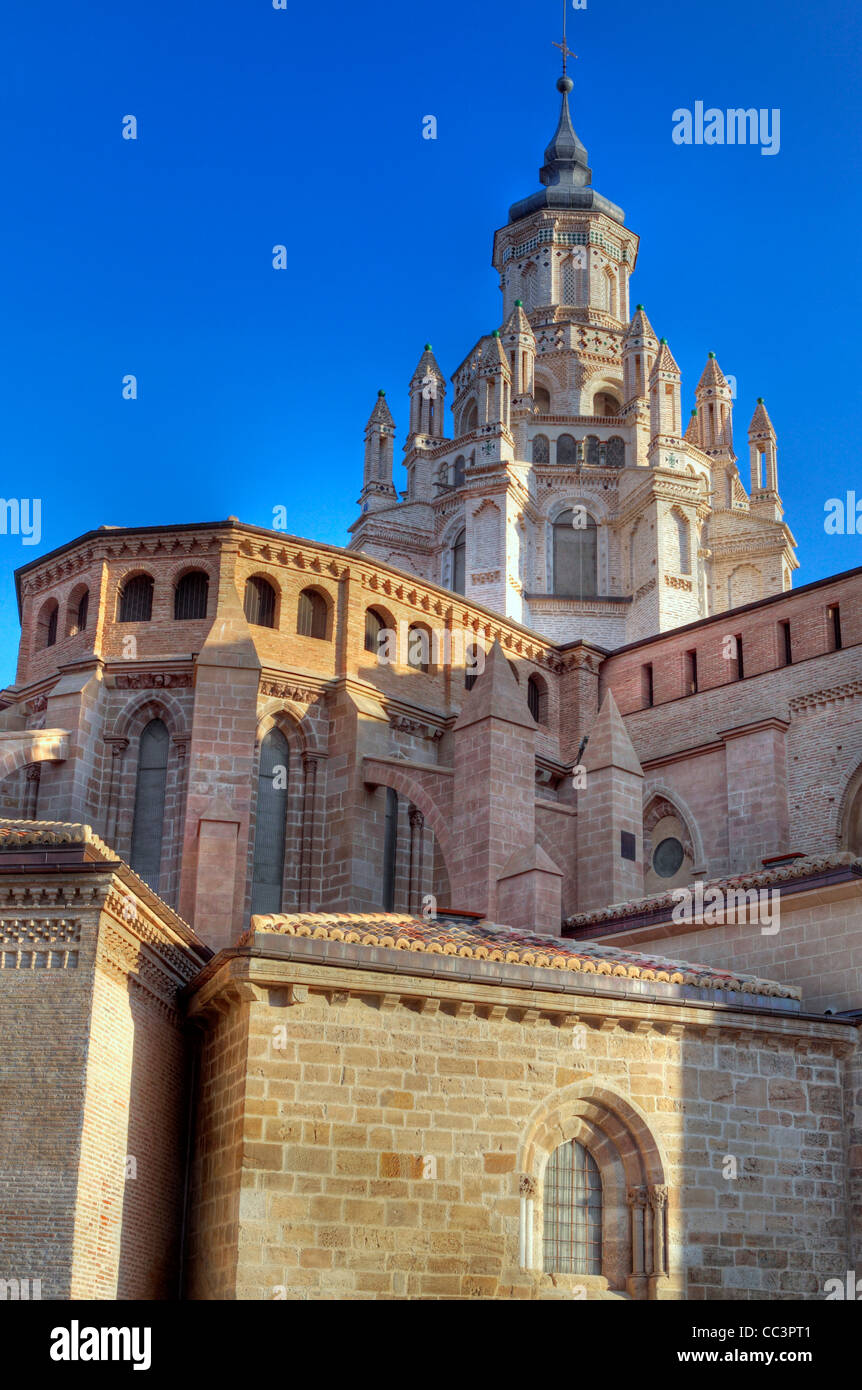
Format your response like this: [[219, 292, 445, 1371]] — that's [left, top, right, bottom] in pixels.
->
[[552, 0, 577, 86]]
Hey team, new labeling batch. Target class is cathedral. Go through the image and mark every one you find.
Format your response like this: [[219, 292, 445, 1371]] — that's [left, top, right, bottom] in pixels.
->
[[0, 70, 860, 1302]]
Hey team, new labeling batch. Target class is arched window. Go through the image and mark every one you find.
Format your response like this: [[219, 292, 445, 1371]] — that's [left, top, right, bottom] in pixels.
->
[[527, 674, 548, 725], [462, 400, 478, 433], [452, 456, 466, 488], [174, 570, 209, 621], [543, 1140, 603, 1275], [452, 529, 466, 596], [243, 576, 277, 629], [118, 574, 154, 623], [364, 607, 387, 655], [382, 787, 398, 911], [129, 719, 169, 891], [561, 255, 580, 305], [593, 392, 620, 418], [553, 509, 598, 598], [42, 600, 59, 648], [75, 590, 89, 633], [673, 511, 691, 575], [407, 625, 430, 672], [607, 436, 625, 468], [532, 434, 550, 465], [534, 385, 551, 413], [66, 585, 89, 638], [522, 262, 538, 310], [297, 588, 328, 640], [250, 727, 289, 917], [585, 435, 600, 467], [557, 434, 577, 467]]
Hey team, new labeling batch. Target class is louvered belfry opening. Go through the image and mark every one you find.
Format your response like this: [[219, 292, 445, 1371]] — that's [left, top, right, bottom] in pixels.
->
[[251, 727, 289, 917], [543, 1140, 603, 1275], [119, 574, 154, 623], [244, 576, 276, 629], [129, 719, 170, 891], [174, 570, 209, 620]]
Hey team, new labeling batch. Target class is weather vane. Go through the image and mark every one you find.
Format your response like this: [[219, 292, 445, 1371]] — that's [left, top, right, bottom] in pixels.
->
[[552, 0, 577, 76]]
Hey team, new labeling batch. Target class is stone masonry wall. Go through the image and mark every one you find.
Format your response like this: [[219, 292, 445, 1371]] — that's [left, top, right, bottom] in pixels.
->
[[187, 948, 854, 1301]]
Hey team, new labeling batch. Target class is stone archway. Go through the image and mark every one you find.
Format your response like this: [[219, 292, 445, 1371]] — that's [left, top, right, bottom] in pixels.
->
[[517, 1081, 669, 1299], [0, 730, 70, 784]]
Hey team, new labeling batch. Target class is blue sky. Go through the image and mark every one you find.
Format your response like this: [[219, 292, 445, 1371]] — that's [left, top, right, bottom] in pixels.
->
[[1, 0, 860, 683]]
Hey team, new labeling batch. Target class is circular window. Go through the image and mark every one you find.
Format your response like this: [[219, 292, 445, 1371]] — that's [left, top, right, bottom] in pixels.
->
[[653, 836, 684, 879]]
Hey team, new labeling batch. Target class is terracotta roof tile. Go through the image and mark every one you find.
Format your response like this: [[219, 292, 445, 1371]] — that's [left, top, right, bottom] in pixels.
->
[[245, 912, 799, 999]]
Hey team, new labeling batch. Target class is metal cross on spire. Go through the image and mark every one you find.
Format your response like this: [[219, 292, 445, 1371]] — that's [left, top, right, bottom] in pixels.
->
[[552, 0, 577, 75]]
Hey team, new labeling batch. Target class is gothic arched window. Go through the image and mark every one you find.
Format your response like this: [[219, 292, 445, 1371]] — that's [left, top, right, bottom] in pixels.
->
[[297, 588, 328, 640], [174, 570, 209, 621], [452, 529, 466, 596], [130, 719, 169, 891], [553, 509, 598, 598], [557, 434, 577, 467], [118, 574, 154, 623], [462, 400, 478, 433], [244, 576, 277, 629], [543, 1140, 603, 1275], [250, 726, 289, 917]]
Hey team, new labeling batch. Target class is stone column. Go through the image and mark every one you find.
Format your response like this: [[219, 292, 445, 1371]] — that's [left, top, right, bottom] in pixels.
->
[[649, 1184, 668, 1277], [408, 804, 425, 914], [299, 751, 324, 912], [103, 737, 129, 846], [627, 1185, 648, 1276], [24, 764, 41, 820]]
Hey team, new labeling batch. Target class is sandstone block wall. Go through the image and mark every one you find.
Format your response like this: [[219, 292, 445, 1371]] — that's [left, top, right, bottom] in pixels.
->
[[186, 948, 854, 1301]]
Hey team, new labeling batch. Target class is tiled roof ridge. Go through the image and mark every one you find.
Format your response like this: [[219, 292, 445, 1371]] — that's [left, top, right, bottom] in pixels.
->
[[0, 817, 204, 948], [0, 817, 116, 858], [244, 912, 799, 999], [563, 852, 861, 930]]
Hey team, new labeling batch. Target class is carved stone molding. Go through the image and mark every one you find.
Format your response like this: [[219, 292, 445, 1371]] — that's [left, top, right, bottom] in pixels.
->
[[115, 673, 192, 690]]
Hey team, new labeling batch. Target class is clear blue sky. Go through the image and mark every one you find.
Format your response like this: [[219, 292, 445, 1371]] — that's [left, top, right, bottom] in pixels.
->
[[1, 0, 860, 683]]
